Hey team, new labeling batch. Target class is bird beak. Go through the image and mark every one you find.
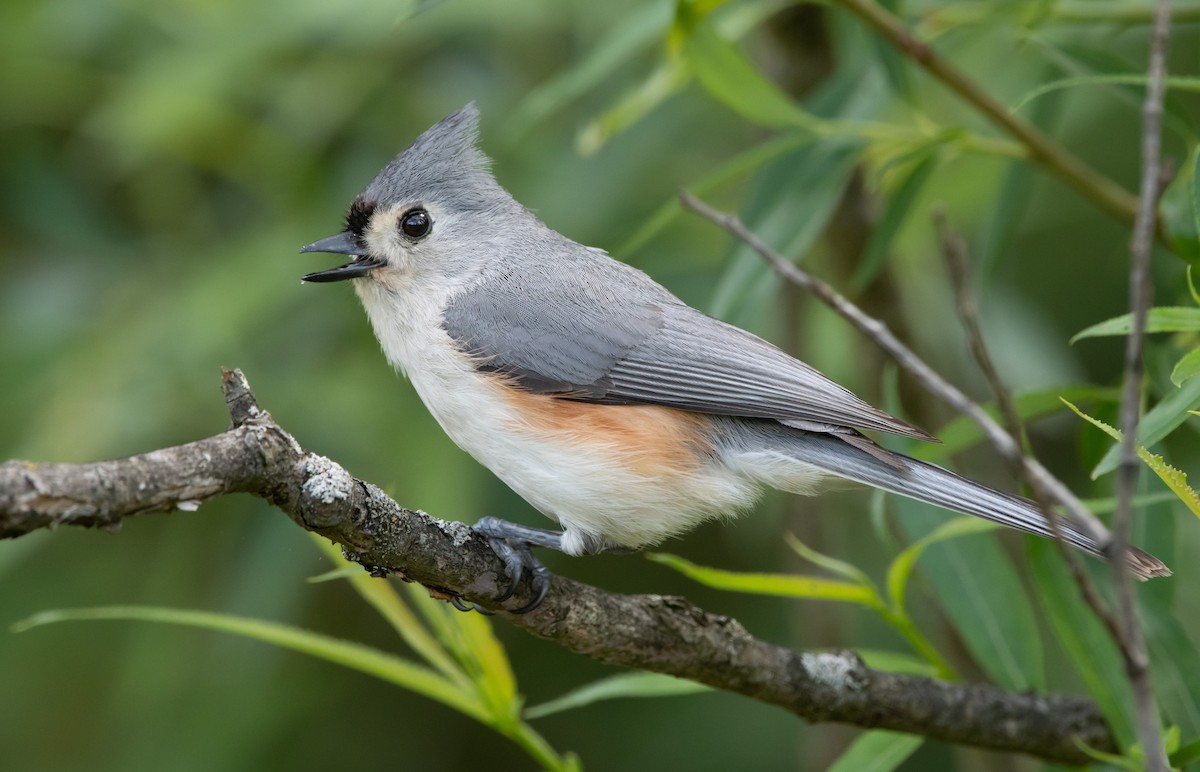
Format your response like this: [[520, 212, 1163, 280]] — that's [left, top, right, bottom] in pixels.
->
[[299, 231, 384, 283]]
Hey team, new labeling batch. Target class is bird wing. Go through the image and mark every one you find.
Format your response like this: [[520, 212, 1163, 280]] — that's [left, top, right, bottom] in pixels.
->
[[441, 250, 934, 441]]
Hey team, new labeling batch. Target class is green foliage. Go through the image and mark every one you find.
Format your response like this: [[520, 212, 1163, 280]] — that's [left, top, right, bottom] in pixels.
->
[[13, 539, 579, 772], [827, 730, 924, 772], [4, 0, 1200, 769]]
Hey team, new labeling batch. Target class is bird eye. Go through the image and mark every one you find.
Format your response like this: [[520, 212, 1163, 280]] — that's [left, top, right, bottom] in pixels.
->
[[400, 208, 431, 239]]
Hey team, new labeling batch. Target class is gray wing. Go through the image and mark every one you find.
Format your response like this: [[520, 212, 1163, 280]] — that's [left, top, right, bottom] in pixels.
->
[[442, 251, 933, 441]]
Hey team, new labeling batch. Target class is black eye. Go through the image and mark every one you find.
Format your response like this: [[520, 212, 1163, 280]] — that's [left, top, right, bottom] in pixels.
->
[[400, 208, 431, 239]]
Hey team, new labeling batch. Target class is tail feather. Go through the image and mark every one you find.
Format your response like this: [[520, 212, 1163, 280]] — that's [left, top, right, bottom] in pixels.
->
[[736, 424, 1170, 580]]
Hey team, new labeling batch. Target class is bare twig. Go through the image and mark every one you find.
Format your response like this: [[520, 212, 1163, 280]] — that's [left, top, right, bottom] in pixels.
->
[[1113, 1, 1173, 768], [829, 0, 1152, 236], [0, 369, 1117, 765], [934, 209, 1123, 643], [678, 191, 1168, 580]]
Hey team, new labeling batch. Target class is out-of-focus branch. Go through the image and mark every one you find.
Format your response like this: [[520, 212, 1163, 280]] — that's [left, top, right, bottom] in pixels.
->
[[935, 209, 1124, 651], [678, 191, 1168, 581], [1113, 1, 1173, 769], [0, 369, 1117, 764], [829, 0, 1151, 236]]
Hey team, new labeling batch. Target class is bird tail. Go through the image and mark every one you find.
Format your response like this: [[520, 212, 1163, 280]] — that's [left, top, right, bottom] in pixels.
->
[[725, 421, 1170, 580]]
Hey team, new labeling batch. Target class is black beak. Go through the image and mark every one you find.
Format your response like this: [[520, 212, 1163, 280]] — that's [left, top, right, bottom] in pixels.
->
[[299, 231, 384, 283]]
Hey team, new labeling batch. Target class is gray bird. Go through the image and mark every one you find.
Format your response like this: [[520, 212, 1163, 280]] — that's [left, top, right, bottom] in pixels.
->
[[300, 104, 1168, 611]]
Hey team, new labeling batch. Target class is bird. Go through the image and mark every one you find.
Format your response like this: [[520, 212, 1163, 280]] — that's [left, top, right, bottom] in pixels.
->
[[299, 104, 1169, 612]]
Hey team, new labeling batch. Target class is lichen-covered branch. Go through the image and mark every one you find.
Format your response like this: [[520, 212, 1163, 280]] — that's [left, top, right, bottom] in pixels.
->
[[0, 369, 1115, 764]]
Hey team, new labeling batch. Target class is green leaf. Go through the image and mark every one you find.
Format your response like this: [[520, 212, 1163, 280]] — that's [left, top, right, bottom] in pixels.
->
[[885, 518, 1001, 615], [1078, 490, 1180, 515], [1160, 146, 1200, 263], [917, 385, 1119, 463], [1171, 347, 1200, 387], [893, 503, 1044, 691], [1028, 539, 1136, 749], [646, 552, 882, 607], [709, 139, 863, 321], [576, 59, 689, 156], [1193, 149, 1200, 257], [1144, 591, 1200, 740], [851, 152, 939, 291], [503, 1, 673, 142], [310, 536, 468, 688], [855, 649, 939, 678], [681, 15, 818, 130], [1170, 737, 1200, 767], [1012, 73, 1200, 114], [1085, 377, 1200, 480], [785, 532, 876, 587], [1064, 398, 1200, 517], [11, 605, 486, 721], [828, 730, 924, 772], [524, 672, 710, 720], [1070, 307, 1200, 343], [617, 131, 818, 257]]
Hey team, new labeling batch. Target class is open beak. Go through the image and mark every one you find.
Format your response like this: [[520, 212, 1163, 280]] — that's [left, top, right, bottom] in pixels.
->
[[299, 231, 384, 283]]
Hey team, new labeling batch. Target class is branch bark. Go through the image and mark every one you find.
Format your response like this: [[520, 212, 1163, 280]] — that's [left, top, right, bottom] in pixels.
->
[[0, 368, 1115, 765]]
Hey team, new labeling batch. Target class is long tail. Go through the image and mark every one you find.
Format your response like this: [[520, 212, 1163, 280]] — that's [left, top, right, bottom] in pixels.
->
[[728, 422, 1170, 579]]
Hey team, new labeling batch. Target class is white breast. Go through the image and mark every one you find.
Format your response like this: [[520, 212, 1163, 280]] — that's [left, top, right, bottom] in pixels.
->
[[352, 277, 766, 555]]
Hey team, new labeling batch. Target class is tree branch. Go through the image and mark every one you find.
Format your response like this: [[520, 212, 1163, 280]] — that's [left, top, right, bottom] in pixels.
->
[[1, 368, 1116, 765], [830, 0, 1149, 234]]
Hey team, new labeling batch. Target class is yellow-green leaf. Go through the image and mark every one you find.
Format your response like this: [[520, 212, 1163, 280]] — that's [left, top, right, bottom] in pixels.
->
[[885, 518, 1001, 615], [12, 605, 486, 721], [647, 552, 881, 607], [1062, 399, 1200, 518]]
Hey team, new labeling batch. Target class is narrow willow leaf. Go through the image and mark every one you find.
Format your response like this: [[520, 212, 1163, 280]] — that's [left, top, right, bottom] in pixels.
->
[[917, 385, 1119, 463], [1064, 398, 1200, 517], [1070, 307, 1200, 343], [1078, 491, 1178, 515], [647, 553, 881, 607], [1171, 737, 1200, 768], [1171, 347, 1200, 386], [682, 15, 817, 129], [1143, 591, 1200, 739], [709, 140, 862, 321], [524, 672, 710, 720], [1070, 378, 1200, 483], [784, 532, 876, 587], [617, 131, 817, 257], [310, 535, 466, 687], [503, 1, 672, 142], [1161, 147, 1200, 263], [885, 518, 1001, 614], [1027, 540, 1136, 749], [893, 502, 1044, 691], [852, 152, 938, 291], [1012, 73, 1200, 114], [855, 649, 939, 677], [828, 730, 924, 772], [576, 59, 689, 156], [11, 606, 485, 721]]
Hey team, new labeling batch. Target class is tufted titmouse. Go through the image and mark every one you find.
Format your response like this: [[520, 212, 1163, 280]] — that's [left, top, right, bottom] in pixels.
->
[[300, 104, 1168, 611]]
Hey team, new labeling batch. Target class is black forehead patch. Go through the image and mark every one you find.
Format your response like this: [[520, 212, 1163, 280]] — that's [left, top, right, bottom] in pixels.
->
[[345, 198, 376, 238]]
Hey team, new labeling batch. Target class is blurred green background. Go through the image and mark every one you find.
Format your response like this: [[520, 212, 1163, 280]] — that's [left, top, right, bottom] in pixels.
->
[[3, 0, 1199, 769]]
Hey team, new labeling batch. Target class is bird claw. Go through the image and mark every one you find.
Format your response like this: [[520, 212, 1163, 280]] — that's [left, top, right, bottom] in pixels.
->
[[449, 594, 494, 615], [472, 516, 562, 613]]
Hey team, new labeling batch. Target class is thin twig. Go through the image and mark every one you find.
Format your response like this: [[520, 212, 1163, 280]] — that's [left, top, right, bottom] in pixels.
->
[[830, 0, 1150, 234], [934, 208, 1123, 643], [1114, 1, 1172, 768], [679, 191, 1178, 583]]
